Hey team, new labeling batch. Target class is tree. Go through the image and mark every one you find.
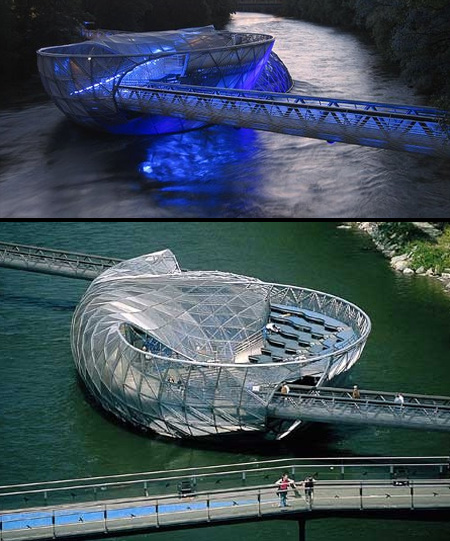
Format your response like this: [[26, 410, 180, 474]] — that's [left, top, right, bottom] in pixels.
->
[[83, 0, 150, 31]]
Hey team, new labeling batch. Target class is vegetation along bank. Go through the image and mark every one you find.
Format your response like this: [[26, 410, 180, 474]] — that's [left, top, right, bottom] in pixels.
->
[[282, 0, 450, 109], [348, 222, 450, 293]]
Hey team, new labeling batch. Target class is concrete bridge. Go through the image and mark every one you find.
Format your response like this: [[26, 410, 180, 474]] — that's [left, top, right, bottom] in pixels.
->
[[1, 457, 449, 541]]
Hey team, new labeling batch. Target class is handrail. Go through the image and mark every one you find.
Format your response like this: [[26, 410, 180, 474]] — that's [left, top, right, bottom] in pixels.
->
[[287, 384, 450, 402], [275, 391, 450, 411], [1, 457, 447, 498], [3, 479, 450, 517], [119, 83, 446, 124]]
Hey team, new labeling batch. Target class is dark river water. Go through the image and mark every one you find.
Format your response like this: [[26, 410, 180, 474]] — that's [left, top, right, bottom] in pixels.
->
[[1, 13, 449, 218], [1, 221, 450, 541]]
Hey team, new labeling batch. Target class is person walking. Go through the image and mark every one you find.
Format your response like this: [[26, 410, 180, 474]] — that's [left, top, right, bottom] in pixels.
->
[[304, 476, 316, 505], [280, 383, 290, 404], [394, 393, 405, 408], [352, 385, 360, 399], [275, 472, 299, 507]]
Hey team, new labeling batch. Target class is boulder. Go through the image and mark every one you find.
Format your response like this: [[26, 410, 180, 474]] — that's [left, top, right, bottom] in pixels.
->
[[403, 268, 415, 275], [392, 259, 410, 272], [391, 253, 409, 264]]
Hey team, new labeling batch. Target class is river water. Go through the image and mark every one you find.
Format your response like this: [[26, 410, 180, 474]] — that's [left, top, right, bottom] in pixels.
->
[[1, 13, 449, 218], [1, 221, 450, 541]]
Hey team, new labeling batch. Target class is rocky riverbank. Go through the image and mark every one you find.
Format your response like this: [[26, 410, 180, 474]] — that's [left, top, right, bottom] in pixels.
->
[[347, 222, 450, 293]]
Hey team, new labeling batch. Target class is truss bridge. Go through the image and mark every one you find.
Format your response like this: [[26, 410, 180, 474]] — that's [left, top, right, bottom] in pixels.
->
[[116, 82, 450, 158]]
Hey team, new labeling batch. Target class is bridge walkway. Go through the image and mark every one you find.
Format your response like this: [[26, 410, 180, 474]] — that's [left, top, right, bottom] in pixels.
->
[[268, 385, 450, 432], [1, 457, 449, 541], [0, 242, 122, 281], [116, 82, 450, 158]]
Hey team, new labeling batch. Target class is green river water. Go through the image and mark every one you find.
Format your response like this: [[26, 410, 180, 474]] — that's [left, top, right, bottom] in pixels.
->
[[1, 222, 449, 540]]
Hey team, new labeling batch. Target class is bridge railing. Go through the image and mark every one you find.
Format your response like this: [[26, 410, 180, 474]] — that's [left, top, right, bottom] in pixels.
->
[[269, 386, 450, 430], [1, 478, 450, 540], [116, 83, 450, 158], [1, 457, 448, 513]]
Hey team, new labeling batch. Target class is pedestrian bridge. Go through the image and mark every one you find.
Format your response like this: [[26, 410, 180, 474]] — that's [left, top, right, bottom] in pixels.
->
[[1, 457, 449, 541], [116, 82, 450, 158], [268, 385, 450, 432], [0, 242, 122, 281]]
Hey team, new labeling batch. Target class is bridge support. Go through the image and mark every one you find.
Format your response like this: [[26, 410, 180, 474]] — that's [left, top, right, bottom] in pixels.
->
[[298, 519, 306, 541]]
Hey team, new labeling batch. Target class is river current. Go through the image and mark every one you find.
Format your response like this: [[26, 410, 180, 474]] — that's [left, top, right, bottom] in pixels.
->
[[0, 13, 449, 217]]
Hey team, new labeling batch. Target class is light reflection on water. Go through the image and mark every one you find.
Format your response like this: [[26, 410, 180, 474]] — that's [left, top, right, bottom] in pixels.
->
[[138, 126, 264, 213], [0, 12, 449, 217]]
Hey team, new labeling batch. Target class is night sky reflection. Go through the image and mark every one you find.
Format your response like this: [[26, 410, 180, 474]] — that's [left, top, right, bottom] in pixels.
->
[[136, 125, 266, 213]]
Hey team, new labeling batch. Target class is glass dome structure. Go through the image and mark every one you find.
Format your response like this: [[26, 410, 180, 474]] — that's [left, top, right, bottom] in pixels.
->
[[37, 26, 292, 135], [71, 250, 371, 439]]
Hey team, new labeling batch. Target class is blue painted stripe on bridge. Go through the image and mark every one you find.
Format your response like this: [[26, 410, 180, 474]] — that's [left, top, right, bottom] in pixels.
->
[[1, 496, 278, 531]]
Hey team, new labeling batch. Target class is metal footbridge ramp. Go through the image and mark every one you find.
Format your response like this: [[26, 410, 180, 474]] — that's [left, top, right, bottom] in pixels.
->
[[116, 82, 450, 158], [1, 457, 449, 541], [0, 242, 122, 281], [268, 385, 450, 432]]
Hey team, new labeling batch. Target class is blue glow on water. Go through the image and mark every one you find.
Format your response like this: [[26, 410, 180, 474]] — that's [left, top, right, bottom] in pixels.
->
[[137, 125, 264, 211]]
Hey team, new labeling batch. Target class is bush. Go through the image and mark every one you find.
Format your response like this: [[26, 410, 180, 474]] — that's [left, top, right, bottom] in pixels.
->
[[406, 226, 450, 273], [377, 222, 429, 252]]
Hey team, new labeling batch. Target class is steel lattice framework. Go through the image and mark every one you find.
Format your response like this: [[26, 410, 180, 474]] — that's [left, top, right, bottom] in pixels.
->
[[37, 27, 291, 135], [0, 241, 122, 280], [116, 82, 450, 157], [71, 249, 371, 439], [269, 385, 450, 432], [36, 26, 450, 156]]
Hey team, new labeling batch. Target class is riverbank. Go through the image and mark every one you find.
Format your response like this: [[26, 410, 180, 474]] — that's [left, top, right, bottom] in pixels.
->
[[348, 222, 450, 293], [282, 0, 450, 110]]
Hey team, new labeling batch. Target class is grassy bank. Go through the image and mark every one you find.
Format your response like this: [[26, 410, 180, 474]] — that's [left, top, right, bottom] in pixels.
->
[[362, 222, 450, 275]]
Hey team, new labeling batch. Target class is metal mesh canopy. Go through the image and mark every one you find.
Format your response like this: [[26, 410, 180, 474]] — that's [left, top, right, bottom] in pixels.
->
[[46, 27, 240, 57], [71, 251, 371, 438], [37, 27, 291, 135]]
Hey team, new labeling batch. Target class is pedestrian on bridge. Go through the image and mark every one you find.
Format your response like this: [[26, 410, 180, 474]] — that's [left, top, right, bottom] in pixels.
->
[[352, 385, 361, 399], [304, 476, 316, 505], [275, 473, 299, 507], [394, 393, 405, 408], [280, 383, 290, 404]]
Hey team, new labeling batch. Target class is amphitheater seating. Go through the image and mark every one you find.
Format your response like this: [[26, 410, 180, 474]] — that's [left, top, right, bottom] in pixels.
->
[[246, 303, 356, 364]]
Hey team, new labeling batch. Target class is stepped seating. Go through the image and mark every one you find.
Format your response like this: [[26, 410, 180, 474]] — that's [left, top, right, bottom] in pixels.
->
[[245, 303, 356, 364]]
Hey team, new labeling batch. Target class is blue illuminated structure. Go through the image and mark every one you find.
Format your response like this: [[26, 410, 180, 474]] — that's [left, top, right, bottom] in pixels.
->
[[37, 26, 449, 155], [37, 26, 292, 135]]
